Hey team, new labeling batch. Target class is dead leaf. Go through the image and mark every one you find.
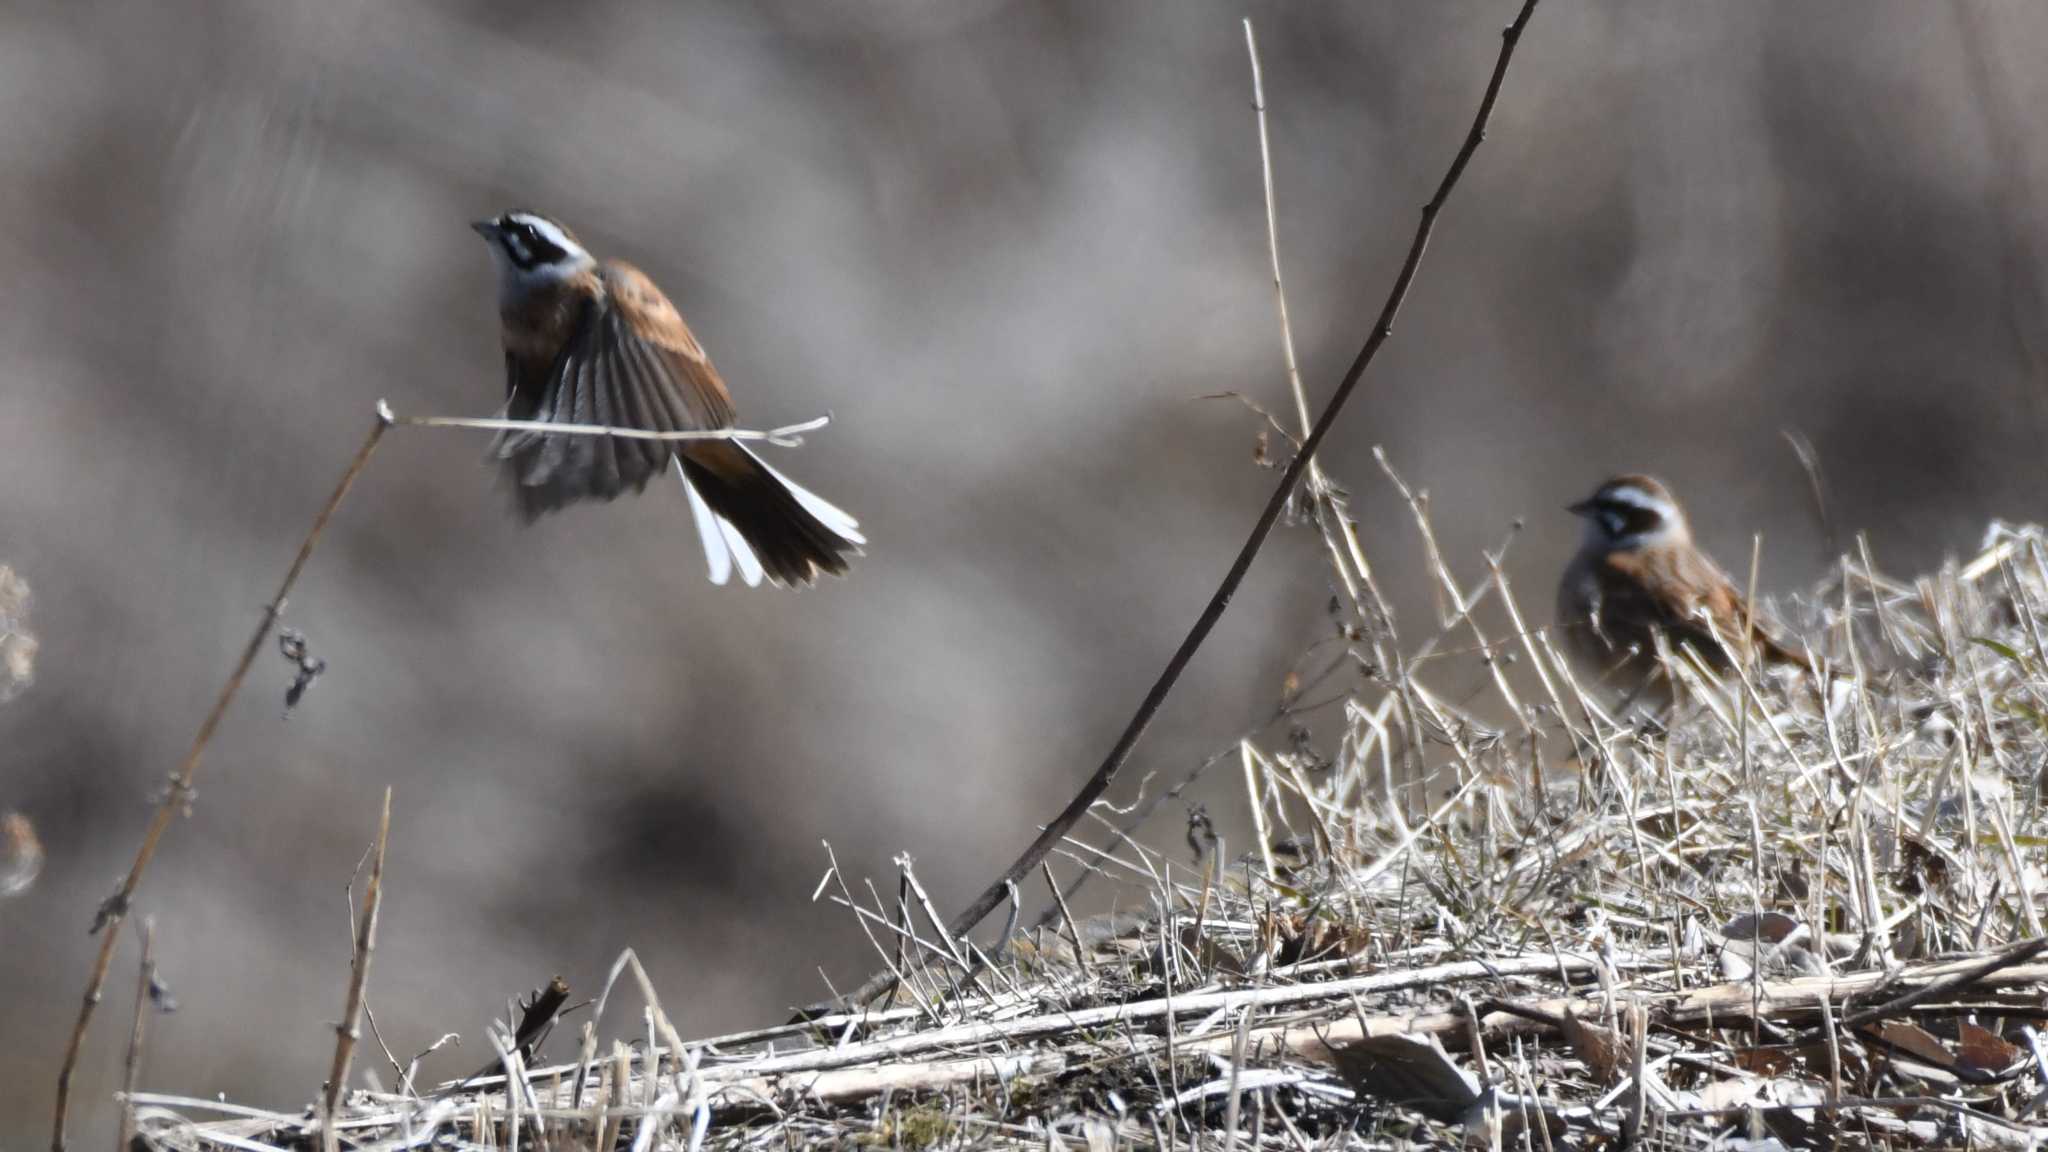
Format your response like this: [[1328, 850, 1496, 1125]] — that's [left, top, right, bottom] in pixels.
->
[[1956, 1022, 2025, 1077], [1864, 1020, 1964, 1085], [1330, 1032, 1481, 1123], [1561, 1010, 1626, 1083]]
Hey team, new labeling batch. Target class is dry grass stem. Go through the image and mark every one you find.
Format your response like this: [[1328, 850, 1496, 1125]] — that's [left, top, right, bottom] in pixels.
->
[[115, 917, 157, 1152], [386, 408, 831, 450], [320, 787, 392, 1152]]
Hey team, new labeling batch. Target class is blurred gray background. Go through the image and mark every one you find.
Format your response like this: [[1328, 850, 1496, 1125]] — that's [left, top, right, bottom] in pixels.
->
[[4, 0, 2047, 1143]]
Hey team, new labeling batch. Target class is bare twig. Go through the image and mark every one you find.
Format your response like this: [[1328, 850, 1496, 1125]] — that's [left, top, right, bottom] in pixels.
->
[[1832, 934, 2048, 1032], [895, 856, 972, 974], [115, 917, 158, 1152], [321, 787, 393, 1152], [585, 948, 690, 1097], [1242, 14, 1398, 688], [386, 409, 830, 450], [1780, 427, 1837, 559], [1222, 953, 1270, 1152], [1040, 862, 1092, 981], [1244, 19, 1308, 442], [512, 976, 572, 1065]]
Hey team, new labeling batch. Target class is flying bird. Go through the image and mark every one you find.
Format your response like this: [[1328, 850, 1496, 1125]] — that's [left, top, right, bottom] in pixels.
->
[[472, 211, 863, 587]]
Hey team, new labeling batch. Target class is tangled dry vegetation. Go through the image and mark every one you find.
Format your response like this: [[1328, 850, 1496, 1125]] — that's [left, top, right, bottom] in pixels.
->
[[131, 513, 2048, 1151]]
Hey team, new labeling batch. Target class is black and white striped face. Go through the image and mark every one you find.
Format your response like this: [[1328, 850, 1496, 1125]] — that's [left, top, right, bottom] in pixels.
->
[[1569, 475, 1686, 551], [472, 211, 595, 302]]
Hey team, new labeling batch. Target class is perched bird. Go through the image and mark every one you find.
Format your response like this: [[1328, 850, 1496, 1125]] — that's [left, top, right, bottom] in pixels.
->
[[1556, 475, 1801, 704], [472, 211, 863, 587]]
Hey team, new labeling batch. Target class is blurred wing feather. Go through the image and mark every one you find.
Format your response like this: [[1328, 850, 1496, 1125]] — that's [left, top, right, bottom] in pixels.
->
[[496, 261, 742, 516]]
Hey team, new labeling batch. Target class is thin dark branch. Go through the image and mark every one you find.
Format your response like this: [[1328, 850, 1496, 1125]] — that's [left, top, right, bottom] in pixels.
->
[[511, 976, 572, 1065], [1832, 934, 2048, 1033], [938, 0, 1545, 949], [53, 408, 391, 1152]]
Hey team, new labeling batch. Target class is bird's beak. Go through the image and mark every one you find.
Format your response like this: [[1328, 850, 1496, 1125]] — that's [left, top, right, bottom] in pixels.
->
[[470, 219, 499, 239], [1567, 499, 1596, 518]]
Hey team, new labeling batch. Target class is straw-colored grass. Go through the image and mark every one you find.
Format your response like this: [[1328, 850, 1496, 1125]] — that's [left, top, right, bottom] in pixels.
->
[[127, 516, 2048, 1151]]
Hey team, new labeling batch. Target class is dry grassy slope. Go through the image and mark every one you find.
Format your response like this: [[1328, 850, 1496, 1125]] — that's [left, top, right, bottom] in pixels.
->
[[131, 522, 2048, 1150]]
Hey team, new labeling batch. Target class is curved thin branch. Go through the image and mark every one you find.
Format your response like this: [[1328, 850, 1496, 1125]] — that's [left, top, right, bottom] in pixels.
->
[[941, 0, 1546, 948]]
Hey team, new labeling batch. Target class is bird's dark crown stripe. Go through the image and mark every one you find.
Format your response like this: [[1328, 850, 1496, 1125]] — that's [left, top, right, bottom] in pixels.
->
[[497, 213, 571, 271]]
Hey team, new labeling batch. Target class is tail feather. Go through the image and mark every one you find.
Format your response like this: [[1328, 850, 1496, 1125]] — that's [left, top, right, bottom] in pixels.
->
[[716, 510, 767, 588], [747, 450, 866, 547], [673, 442, 861, 588], [678, 460, 740, 586]]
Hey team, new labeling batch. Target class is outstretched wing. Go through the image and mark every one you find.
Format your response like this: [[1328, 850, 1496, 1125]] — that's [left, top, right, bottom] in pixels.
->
[[598, 260, 737, 429], [498, 260, 740, 518]]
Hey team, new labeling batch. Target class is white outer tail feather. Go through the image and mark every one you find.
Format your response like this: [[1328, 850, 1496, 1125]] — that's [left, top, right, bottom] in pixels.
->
[[742, 445, 866, 547], [672, 450, 862, 587], [676, 456, 755, 586], [716, 511, 766, 587]]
